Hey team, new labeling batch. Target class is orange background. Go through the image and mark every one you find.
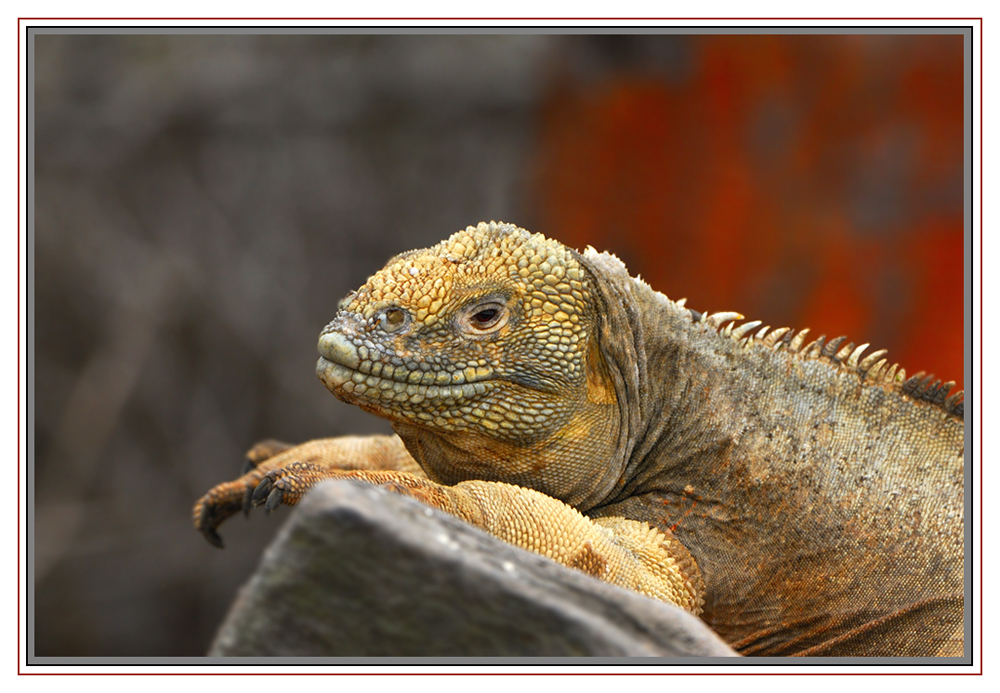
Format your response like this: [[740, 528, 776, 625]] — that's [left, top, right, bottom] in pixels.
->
[[533, 35, 964, 388]]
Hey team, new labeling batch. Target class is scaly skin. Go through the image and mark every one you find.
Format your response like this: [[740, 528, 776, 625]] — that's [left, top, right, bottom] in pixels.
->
[[195, 221, 964, 656]]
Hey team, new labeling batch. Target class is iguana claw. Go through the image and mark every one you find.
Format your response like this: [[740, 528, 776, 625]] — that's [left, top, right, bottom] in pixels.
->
[[194, 491, 235, 549], [201, 524, 225, 549], [265, 487, 284, 512], [197, 439, 420, 548], [251, 475, 274, 507]]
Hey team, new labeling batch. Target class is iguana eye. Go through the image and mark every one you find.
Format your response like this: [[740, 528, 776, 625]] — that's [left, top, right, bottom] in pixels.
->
[[378, 307, 410, 333], [472, 308, 498, 324], [459, 301, 508, 334]]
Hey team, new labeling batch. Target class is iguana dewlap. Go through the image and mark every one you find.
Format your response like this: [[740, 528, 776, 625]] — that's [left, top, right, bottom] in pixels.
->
[[195, 221, 964, 657]]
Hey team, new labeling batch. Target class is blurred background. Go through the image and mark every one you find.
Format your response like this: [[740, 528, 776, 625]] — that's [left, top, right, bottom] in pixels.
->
[[32, 32, 965, 657]]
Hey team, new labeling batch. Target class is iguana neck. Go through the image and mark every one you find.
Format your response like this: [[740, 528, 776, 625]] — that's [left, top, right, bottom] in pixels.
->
[[577, 248, 748, 505], [585, 269, 750, 505]]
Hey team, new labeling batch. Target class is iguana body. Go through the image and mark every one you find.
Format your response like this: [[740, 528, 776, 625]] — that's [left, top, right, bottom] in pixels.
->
[[195, 222, 964, 657]]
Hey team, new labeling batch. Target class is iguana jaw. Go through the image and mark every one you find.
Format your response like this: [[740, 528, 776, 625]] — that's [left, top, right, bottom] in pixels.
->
[[316, 329, 497, 406], [315, 313, 571, 442]]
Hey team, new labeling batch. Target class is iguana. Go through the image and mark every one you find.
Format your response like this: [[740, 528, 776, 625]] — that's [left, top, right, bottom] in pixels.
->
[[194, 221, 965, 657]]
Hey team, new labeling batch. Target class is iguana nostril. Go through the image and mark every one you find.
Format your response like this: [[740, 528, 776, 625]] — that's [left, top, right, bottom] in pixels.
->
[[317, 331, 361, 369]]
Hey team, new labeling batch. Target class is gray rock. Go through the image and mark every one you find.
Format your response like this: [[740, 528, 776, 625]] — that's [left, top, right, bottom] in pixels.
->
[[210, 480, 738, 658]]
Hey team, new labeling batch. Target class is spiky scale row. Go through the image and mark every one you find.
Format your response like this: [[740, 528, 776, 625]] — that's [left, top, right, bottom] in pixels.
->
[[847, 344, 871, 368], [682, 304, 965, 419], [762, 327, 790, 348], [902, 372, 964, 414], [821, 335, 847, 361], [703, 311, 744, 330], [838, 341, 854, 358], [730, 320, 762, 341]]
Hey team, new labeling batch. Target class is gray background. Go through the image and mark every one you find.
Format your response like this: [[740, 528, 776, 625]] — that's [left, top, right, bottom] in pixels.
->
[[33, 32, 558, 657]]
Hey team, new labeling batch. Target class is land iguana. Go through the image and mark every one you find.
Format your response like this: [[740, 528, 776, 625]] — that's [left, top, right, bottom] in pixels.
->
[[194, 221, 965, 657]]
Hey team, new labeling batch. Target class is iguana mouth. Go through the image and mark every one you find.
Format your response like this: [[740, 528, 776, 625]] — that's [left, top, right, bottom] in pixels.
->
[[316, 330, 495, 403]]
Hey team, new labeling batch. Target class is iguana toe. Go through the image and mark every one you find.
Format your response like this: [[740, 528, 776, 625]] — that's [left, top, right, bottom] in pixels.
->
[[243, 439, 294, 473], [264, 487, 285, 512]]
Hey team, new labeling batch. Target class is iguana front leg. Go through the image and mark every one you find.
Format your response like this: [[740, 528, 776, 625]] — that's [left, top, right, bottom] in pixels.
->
[[193, 434, 423, 547], [194, 435, 704, 614]]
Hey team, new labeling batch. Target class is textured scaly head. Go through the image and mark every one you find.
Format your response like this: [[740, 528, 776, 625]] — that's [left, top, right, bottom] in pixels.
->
[[317, 221, 621, 505]]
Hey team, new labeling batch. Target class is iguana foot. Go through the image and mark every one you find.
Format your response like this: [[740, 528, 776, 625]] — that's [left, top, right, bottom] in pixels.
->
[[196, 465, 445, 547], [250, 461, 331, 511], [194, 461, 343, 547], [194, 435, 425, 548], [193, 471, 266, 548]]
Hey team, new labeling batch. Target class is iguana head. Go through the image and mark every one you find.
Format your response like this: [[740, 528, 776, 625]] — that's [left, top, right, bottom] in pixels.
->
[[317, 221, 623, 507]]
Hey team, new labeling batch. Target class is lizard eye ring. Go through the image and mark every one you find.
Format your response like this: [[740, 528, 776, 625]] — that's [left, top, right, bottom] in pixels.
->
[[459, 301, 509, 334], [378, 307, 410, 333]]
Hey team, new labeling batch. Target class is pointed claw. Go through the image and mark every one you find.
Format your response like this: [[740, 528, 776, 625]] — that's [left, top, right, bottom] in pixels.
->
[[243, 487, 255, 516], [197, 504, 225, 548], [202, 526, 225, 549], [252, 476, 274, 507], [265, 487, 284, 513], [242, 458, 258, 475]]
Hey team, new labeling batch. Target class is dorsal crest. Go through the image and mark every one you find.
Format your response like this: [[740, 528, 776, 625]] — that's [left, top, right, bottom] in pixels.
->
[[688, 307, 964, 420]]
